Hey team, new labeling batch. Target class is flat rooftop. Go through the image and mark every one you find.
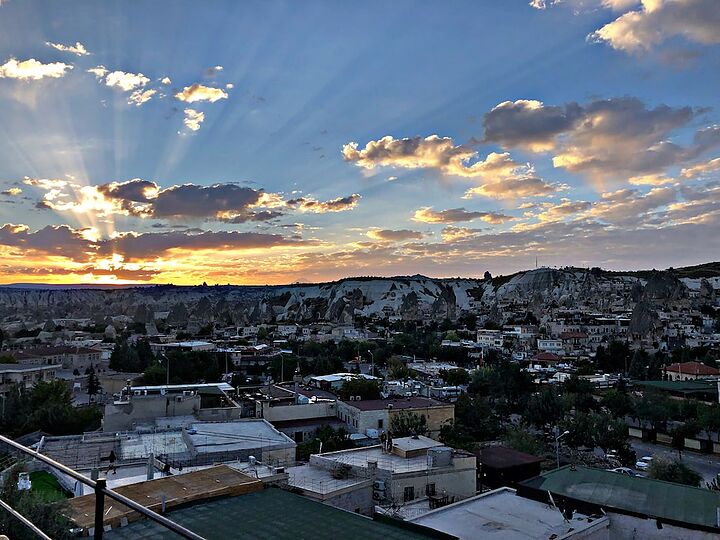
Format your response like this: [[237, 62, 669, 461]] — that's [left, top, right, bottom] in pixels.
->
[[69, 465, 262, 531], [316, 444, 440, 474], [287, 464, 370, 496], [343, 396, 449, 411], [187, 420, 295, 453], [105, 487, 437, 539], [411, 487, 606, 539]]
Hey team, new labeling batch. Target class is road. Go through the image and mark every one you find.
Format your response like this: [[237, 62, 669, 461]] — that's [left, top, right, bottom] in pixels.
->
[[631, 440, 720, 484]]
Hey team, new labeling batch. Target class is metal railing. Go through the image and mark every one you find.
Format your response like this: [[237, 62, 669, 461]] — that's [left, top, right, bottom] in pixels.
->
[[0, 434, 205, 540]]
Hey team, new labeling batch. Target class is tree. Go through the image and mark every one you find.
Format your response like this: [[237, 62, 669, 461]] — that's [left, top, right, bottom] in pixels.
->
[[440, 368, 470, 386], [503, 425, 544, 456], [387, 357, 410, 380], [601, 389, 633, 418], [628, 349, 650, 380], [86, 366, 101, 402], [648, 458, 702, 487], [338, 379, 381, 401], [0, 466, 74, 540], [390, 411, 428, 437], [562, 376, 596, 413], [525, 388, 565, 428], [562, 412, 595, 449], [593, 413, 629, 454]]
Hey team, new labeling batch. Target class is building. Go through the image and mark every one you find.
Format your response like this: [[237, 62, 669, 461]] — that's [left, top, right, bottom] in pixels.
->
[[665, 361, 720, 381], [477, 446, 543, 490], [537, 339, 564, 353], [291, 435, 476, 515], [518, 465, 720, 538], [102, 382, 239, 432], [12, 345, 101, 370], [409, 487, 609, 539], [40, 418, 296, 472], [151, 340, 216, 353], [0, 363, 58, 394], [308, 372, 380, 391], [477, 329, 504, 348], [336, 397, 454, 438]]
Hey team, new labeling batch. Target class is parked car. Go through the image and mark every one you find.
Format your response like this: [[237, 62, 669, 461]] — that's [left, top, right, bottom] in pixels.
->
[[608, 467, 639, 477], [635, 456, 653, 470]]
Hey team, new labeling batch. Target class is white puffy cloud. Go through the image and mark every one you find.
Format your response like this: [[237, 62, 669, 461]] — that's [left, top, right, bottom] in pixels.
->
[[46, 41, 90, 56], [175, 83, 228, 103], [160, 76, 172, 85], [1, 187, 22, 196], [128, 89, 156, 106], [183, 108, 205, 131], [588, 0, 720, 53], [104, 70, 150, 92], [0, 58, 73, 80]]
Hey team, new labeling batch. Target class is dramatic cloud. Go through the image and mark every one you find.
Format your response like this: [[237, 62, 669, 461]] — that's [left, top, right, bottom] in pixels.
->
[[0, 224, 95, 260], [681, 157, 720, 178], [286, 194, 361, 213], [0, 58, 72, 80], [101, 230, 307, 261], [175, 83, 228, 103], [1, 187, 22, 196], [367, 229, 423, 242], [413, 207, 512, 224], [183, 108, 205, 131], [588, 0, 720, 53], [483, 97, 719, 179], [483, 100, 582, 151], [343, 136, 559, 198], [46, 41, 90, 56]]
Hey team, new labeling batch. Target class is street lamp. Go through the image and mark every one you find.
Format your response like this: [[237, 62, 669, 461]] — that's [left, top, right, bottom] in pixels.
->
[[160, 352, 170, 386], [367, 350, 374, 377], [555, 430, 570, 469]]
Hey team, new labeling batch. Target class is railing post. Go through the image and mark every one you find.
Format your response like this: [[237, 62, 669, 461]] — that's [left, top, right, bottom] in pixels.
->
[[94, 477, 106, 540]]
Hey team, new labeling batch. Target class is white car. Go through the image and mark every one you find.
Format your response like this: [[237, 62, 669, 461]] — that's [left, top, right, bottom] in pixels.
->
[[635, 456, 653, 470], [609, 467, 638, 477]]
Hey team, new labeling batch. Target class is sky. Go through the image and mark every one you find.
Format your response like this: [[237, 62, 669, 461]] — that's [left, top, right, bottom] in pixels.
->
[[0, 0, 718, 286]]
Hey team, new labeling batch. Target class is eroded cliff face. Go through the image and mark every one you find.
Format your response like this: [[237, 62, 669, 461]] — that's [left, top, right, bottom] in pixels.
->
[[0, 268, 716, 325]]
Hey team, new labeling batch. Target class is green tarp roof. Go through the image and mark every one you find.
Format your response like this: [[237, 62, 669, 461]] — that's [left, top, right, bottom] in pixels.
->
[[520, 465, 720, 530], [106, 487, 440, 539]]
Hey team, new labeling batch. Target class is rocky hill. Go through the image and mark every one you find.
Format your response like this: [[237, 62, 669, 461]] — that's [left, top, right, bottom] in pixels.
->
[[1, 264, 718, 326]]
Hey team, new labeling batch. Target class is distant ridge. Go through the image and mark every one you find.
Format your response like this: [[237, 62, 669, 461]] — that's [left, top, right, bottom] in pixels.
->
[[1, 261, 718, 290]]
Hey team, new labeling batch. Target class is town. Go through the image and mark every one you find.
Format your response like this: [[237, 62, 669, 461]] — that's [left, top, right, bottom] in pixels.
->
[[1, 263, 719, 538]]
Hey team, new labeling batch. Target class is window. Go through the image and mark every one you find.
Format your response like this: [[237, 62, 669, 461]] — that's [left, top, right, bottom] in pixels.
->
[[294, 431, 304, 443], [377, 419, 383, 429], [403, 486, 414, 502], [426, 483, 436, 497]]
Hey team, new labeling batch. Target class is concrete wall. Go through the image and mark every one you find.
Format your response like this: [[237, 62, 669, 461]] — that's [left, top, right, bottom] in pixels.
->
[[388, 405, 454, 438], [196, 407, 242, 422], [336, 402, 388, 435], [387, 455, 477, 505], [103, 395, 200, 432], [261, 401, 336, 423]]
